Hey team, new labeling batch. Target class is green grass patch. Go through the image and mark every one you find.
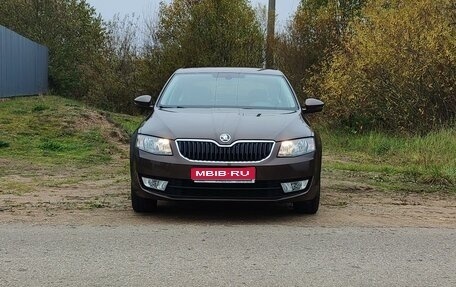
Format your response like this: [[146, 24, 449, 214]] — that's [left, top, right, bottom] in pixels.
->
[[106, 112, 142, 135], [0, 180, 35, 195], [32, 104, 50, 112], [320, 127, 456, 190], [0, 140, 10, 148], [0, 96, 125, 166]]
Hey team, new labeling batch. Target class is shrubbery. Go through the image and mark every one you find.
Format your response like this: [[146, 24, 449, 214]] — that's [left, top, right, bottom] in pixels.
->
[[275, 0, 366, 99], [302, 0, 456, 133]]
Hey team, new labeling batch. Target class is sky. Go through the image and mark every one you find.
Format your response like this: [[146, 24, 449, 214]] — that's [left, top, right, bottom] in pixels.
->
[[86, 0, 300, 28]]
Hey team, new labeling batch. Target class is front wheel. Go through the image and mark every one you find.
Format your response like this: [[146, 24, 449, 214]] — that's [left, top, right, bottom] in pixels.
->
[[293, 191, 320, 214], [131, 191, 157, 213]]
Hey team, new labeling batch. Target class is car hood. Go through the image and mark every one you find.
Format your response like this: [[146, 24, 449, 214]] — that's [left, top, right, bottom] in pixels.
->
[[139, 108, 313, 143]]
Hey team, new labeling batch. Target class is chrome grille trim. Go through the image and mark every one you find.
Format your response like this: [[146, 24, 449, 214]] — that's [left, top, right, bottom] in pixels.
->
[[175, 139, 275, 163]]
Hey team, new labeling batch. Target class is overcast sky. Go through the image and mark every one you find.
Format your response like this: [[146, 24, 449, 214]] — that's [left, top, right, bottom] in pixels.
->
[[86, 0, 300, 27]]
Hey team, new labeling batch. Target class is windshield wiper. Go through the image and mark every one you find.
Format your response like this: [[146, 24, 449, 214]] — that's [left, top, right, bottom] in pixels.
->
[[159, 105, 187, 109]]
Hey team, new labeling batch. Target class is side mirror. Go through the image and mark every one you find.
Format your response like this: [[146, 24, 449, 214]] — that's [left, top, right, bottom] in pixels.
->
[[302, 98, 324, 114], [134, 95, 153, 110]]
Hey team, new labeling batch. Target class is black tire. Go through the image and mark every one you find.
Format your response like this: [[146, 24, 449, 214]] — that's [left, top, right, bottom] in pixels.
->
[[131, 191, 157, 213], [293, 191, 320, 214]]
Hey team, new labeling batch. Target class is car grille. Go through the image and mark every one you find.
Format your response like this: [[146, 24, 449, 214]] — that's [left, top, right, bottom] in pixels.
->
[[176, 140, 274, 162]]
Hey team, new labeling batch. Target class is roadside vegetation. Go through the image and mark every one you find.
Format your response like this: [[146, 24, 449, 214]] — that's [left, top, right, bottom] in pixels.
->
[[0, 96, 134, 198], [1, 96, 454, 193], [0, 96, 127, 167], [320, 128, 456, 190], [305, 0, 455, 133]]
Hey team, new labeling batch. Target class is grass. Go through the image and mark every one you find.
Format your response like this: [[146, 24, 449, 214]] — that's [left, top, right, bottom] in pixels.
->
[[0, 180, 35, 195], [320, 127, 456, 191], [0, 95, 140, 195], [0, 95, 139, 166], [105, 112, 142, 135]]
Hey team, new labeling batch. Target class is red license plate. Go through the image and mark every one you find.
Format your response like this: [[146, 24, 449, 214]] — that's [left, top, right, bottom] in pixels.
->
[[191, 167, 256, 183]]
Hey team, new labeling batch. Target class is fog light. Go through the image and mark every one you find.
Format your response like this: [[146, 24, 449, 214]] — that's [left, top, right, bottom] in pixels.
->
[[281, 180, 309, 193], [142, 177, 168, 191]]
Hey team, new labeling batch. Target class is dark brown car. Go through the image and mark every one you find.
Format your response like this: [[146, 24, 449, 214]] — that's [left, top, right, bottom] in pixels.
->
[[130, 68, 324, 214]]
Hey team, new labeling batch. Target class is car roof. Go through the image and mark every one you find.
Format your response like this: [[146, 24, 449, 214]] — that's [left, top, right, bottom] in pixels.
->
[[175, 67, 284, 76]]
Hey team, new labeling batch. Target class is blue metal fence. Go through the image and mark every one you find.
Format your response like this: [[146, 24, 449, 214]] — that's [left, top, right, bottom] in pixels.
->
[[0, 26, 48, 98]]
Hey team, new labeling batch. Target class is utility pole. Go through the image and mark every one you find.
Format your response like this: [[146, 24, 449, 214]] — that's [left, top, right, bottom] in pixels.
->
[[265, 0, 276, 69]]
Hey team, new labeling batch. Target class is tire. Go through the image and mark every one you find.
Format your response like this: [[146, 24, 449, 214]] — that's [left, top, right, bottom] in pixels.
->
[[293, 190, 320, 214], [131, 191, 157, 213]]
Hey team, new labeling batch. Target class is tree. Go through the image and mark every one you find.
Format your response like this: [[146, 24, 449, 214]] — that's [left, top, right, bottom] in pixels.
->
[[0, 0, 107, 99], [142, 0, 264, 98], [275, 0, 365, 99], [307, 0, 456, 133], [81, 14, 143, 114]]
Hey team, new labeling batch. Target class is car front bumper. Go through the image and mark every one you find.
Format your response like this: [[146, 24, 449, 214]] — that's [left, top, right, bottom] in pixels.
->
[[130, 139, 321, 202]]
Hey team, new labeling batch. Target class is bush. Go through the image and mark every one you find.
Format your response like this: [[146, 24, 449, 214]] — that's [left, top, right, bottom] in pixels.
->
[[83, 14, 143, 114], [275, 0, 366, 99], [307, 0, 456, 133]]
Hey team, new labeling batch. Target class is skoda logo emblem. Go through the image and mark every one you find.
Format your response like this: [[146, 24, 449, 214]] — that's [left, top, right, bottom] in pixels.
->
[[220, 133, 232, 143]]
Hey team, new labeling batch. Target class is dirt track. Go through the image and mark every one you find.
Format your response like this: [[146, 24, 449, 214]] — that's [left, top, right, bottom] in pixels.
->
[[0, 158, 454, 228]]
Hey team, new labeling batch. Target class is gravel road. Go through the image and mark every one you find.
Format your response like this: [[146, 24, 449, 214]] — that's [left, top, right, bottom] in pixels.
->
[[1, 223, 455, 287]]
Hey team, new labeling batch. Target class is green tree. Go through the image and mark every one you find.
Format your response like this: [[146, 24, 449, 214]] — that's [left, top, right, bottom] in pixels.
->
[[307, 0, 456, 133], [0, 0, 106, 99], [84, 14, 143, 113], [275, 0, 365, 99], [142, 0, 264, 98]]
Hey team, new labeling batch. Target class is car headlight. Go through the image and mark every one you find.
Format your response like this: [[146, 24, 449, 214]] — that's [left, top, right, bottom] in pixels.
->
[[136, 135, 173, 155], [278, 138, 315, 157]]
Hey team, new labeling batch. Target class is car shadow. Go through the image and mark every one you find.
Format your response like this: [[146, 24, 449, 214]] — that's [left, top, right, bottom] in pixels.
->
[[136, 201, 313, 224]]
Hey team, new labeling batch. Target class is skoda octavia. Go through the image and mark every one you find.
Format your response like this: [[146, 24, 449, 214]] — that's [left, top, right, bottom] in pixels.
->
[[130, 68, 324, 214]]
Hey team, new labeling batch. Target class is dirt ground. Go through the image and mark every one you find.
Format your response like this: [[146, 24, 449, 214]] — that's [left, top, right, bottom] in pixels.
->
[[0, 156, 455, 227]]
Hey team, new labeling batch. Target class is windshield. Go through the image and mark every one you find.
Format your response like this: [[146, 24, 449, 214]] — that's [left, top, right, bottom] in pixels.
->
[[158, 73, 298, 110]]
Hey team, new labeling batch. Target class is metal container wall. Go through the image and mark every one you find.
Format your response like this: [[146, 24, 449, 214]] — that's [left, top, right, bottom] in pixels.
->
[[0, 26, 48, 98]]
